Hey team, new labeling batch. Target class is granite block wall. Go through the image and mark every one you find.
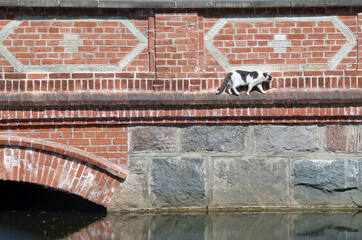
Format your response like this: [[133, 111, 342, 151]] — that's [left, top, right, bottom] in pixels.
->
[[109, 124, 362, 211]]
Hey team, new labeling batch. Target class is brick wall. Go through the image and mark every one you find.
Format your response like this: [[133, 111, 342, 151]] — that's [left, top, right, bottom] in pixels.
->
[[0, 6, 361, 210], [0, 7, 362, 92], [0, 124, 127, 165]]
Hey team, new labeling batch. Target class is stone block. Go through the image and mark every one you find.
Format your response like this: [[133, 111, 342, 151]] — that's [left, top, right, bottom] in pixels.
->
[[0, 0, 16, 6], [293, 160, 359, 192], [254, 126, 319, 153], [108, 158, 150, 211], [19, 0, 58, 7], [292, 159, 361, 206], [181, 126, 245, 153], [131, 127, 177, 152], [325, 125, 362, 152], [211, 157, 289, 207], [59, 0, 98, 7], [293, 185, 360, 206], [107, 173, 149, 210], [151, 157, 206, 207]]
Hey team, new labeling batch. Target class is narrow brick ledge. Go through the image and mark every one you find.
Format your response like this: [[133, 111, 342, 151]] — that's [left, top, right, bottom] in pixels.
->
[[0, 89, 360, 108], [0, 135, 128, 179]]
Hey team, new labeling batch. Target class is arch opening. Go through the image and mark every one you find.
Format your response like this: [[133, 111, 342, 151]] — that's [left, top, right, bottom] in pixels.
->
[[0, 180, 107, 212], [0, 135, 127, 207], [0, 180, 107, 239]]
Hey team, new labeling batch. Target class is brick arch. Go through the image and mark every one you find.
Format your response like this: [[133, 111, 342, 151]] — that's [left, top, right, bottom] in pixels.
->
[[0, 135, 128, 207]]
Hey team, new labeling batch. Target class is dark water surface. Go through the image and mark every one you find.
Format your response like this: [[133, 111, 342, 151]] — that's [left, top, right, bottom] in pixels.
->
[[0, 211, 105, 239], [1, 211, 362, 240]]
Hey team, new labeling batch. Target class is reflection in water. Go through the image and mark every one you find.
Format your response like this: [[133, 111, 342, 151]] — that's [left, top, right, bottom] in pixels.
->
[[2, 211, 362, 239], [62, 212, 362, 240], [0, 211, 105, 240]]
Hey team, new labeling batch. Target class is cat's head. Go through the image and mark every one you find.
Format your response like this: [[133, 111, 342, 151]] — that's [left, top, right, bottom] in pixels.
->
[[263, 73, 273, 81]]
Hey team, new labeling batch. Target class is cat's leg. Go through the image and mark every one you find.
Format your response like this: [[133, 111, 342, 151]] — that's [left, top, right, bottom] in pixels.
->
[[256, 83, 266, 94], [246, 82, 257, 95], [232, 87, 240, 95], [226, 86, 233, 95]]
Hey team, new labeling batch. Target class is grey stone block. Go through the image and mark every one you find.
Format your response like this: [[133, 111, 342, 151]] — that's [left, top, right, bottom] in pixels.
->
[[176, 0, 215, 8], [151, 157, 206, 207], [254, 126, 319, 153], [181, 126, 245, 153], [59, 0, 99, 7], [293, 160, 359, 192], [129, 158, 149, 174], [131, 126, 177, 152], [211, 157, 289, 207], [107, 158, 150, 211], [99, 0, 138, 8], [138, 0, 175, 8], [0, 0, 18, 6], [292, 159, 362, 206], [108, 173, 149, 210], [293, 185, 359, 206], [19, 0, 58, 7]]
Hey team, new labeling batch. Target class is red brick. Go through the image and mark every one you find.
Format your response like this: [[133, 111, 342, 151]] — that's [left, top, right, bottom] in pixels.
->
[[5, 73, 26, 79]]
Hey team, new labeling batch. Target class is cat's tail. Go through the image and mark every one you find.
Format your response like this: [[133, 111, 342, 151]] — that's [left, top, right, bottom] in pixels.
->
[[216, 72, 232, 94]]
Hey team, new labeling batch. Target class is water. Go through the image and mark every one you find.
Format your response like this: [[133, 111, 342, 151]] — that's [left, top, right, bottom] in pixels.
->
[[1, 211, 362, 240], [0, 211, 105, 240]]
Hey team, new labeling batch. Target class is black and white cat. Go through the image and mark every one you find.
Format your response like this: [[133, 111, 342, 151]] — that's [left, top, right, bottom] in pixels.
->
[[216, 70, 273, 95]]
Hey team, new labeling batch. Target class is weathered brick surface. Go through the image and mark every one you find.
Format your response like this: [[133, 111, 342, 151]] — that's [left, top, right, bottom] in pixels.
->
[[326, 125, 362, 152]]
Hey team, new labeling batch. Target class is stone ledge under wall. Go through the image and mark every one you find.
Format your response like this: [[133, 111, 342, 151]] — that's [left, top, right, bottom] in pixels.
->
[[0, 89, 360, 108], [107, 124, 362, 212]]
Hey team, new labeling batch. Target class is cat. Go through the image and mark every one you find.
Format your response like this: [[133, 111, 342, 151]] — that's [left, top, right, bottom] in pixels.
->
[[216, 70, 273, 95]]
